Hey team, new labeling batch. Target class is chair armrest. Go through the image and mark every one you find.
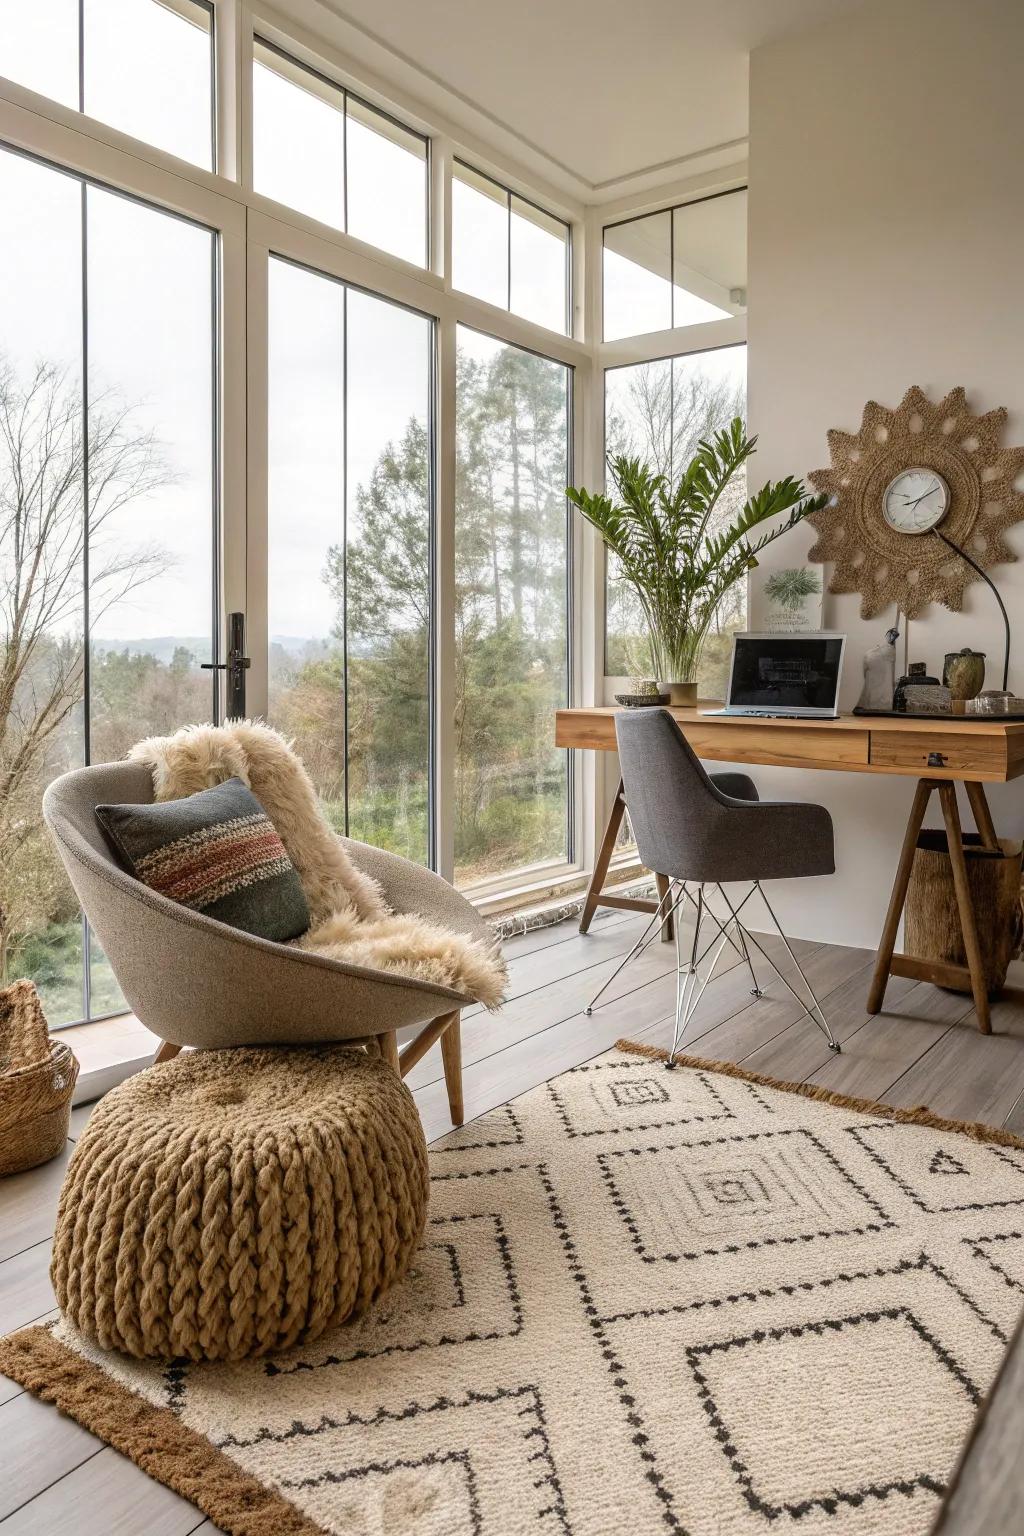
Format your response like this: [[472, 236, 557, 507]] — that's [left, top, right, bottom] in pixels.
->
[[342, 838, 494, 945], [710, 771, 759, 803]]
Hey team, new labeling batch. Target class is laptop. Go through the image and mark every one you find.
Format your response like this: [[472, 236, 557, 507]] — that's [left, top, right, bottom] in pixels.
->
[[701, 632, 846, 719]]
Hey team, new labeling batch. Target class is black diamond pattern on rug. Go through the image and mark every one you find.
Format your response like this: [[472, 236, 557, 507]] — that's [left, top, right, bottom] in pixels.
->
[[38, 1047, 1024, 1536]]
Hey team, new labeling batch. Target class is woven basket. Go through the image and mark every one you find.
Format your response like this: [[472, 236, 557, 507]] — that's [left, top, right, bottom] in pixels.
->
[[905, 832, 1024, 997], [0, 980, 79, 1177]]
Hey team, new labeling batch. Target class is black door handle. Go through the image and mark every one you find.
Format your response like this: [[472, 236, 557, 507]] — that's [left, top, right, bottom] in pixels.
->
[[927, 751, 947, 767], [201, 612, 250, 718]]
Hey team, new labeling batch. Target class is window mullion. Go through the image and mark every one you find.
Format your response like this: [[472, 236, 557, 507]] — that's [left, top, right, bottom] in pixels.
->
[[219, 0, 247, 186], [243, 235, 270, 718], [433, 315, 458, 881]]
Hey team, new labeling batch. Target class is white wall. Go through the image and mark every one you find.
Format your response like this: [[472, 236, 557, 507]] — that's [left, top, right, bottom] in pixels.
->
[[745, 0, 1024, 948]]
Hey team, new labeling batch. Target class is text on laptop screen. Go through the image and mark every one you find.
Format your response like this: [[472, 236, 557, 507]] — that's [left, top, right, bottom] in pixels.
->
[[729, 636, 844, 710]]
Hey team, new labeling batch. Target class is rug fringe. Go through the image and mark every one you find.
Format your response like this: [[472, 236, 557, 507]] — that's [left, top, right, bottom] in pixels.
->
[[0, 1324, 322, 1536], [615, 1037, 1024, 1151]]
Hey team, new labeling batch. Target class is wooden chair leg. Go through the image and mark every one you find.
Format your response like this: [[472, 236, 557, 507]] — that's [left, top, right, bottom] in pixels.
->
[[939, 782, 992, 1034], [868, 777, 936, 1014], [398, 1011, 454, 1077], [380, 1030, 400, 1073], [153, 1040, 182, 1065], [580, 779, 627, 933], [440, 1012, 464, 1127]]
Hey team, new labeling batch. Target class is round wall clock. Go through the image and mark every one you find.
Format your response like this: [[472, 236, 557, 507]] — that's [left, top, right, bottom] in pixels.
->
[[881, 468, 950, 535], [806, 386, 1024, 619]]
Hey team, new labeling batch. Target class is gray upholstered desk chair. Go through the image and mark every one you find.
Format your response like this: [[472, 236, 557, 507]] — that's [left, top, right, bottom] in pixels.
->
[[601, 707, 841, 1066]]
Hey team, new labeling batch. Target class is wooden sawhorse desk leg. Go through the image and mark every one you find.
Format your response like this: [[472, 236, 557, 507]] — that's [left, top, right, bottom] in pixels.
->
[[867, 776, 995, 1034], [579, 777, 673, 943]]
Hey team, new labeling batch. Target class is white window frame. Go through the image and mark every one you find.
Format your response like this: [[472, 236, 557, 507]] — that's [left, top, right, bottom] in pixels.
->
[[0, 0, 748, 975]]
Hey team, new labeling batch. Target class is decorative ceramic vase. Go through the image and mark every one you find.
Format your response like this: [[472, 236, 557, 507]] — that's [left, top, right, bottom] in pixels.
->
[[662, 680, 698, 707], [943, 648, 986, 701]]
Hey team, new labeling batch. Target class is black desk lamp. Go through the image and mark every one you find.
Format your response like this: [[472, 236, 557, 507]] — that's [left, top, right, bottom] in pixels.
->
[[933, 529, 1011, 691]]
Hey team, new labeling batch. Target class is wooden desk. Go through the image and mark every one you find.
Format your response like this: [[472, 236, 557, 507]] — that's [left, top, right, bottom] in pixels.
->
[[556, 706, 1024, 1033]]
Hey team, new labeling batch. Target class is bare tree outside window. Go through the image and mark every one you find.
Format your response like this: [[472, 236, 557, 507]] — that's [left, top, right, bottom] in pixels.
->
[[0, 355, 171, 1012]]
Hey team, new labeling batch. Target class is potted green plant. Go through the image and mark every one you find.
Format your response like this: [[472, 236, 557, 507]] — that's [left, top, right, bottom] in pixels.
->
[[568, 419, 827, 704]]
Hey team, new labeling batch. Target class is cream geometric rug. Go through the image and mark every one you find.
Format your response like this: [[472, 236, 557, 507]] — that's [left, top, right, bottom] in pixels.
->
[[4, 1040, 1024, 1536]]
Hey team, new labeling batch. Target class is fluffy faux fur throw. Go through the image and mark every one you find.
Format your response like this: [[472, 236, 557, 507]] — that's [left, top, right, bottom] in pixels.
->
[[128, 721, 507, 1010]]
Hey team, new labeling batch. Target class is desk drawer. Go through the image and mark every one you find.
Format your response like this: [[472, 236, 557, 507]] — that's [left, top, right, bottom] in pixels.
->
[[869, 730, 1006, 778], [681, 722, 868, 771]]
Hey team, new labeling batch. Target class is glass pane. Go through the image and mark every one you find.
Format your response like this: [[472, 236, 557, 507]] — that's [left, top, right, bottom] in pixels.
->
[[84, 186, 216, 1008], [346, 292, 432, 861], [0, 147, 219, 1028], [0, 148, 86, 1025], [603, 357, 672, 675], [0, 0, 79, 108], [85, 187, 215, 757], [267, 259, 346, 829], [267, 262, 433, 861], [253, 42, 345, 231], [451, 165, 508, 310], [89, 925, 125, 1018], [672, 191, 746, 326], [346, 98, 427, 268], [510, 195, 568, 335], [83, 0, 213, 169], [1, 1, 212, 166], [455, 328, 570, 886], [604, 346, 748, 696], [603, 211, 672, 341]]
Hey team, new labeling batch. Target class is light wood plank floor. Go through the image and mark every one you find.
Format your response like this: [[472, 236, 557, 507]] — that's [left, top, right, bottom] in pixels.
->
[[4, 905, 1024, 1533]]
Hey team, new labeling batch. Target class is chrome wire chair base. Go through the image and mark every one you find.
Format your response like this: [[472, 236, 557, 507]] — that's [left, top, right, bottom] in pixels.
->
[[582, 878, 684, 1017], [581, 877, 840, 1063], [665, 880, 840, 1066]]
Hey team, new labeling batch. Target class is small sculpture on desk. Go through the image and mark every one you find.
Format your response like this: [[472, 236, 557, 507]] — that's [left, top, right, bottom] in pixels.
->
[[893, 661, 952, 714], [856, 626, 900, 711]]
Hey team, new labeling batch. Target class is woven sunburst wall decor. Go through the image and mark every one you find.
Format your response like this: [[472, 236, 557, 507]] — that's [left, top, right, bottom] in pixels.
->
[[805, 386, 1024, 619]]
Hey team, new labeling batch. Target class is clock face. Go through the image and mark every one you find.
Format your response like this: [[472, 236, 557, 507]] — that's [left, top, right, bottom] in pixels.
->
[[882, 468, 951, 534]]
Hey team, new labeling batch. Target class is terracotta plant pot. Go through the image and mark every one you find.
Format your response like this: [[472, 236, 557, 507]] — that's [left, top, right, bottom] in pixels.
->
[[663, 680, 698, 706]]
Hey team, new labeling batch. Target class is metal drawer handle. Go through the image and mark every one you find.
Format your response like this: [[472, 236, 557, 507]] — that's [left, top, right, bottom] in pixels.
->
[[927, 751, 947, 767]]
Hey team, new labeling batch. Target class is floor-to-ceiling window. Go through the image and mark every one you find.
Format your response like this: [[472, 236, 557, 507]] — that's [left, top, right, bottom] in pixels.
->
[[0, 145, 217, 1024], [266, 259, 433, 864], [454, 330, 571, 885]]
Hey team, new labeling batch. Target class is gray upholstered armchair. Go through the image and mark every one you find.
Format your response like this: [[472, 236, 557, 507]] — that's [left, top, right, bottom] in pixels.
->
[[43, 761, 491, 1125]]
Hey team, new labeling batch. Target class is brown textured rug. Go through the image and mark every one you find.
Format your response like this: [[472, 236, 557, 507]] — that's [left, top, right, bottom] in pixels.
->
[[4, 1040, 1024, 1536]]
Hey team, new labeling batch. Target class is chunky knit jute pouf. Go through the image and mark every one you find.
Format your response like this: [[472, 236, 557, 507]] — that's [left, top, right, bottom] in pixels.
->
[[51, 1045, 429, 1362]]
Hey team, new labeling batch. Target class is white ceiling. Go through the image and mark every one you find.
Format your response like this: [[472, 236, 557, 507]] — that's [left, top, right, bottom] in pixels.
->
[[275, 0, 863, 202]]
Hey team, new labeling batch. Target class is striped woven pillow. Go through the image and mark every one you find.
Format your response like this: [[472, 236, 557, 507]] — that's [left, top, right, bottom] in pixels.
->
[[95, 777, 310, 943]]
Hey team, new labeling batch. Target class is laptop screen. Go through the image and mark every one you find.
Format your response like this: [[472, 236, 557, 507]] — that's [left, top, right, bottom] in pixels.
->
[[729, 634, 844, 711]]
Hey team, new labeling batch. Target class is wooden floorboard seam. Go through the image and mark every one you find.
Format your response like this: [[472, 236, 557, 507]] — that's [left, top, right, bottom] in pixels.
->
[[850, 1005, 975, 1101], [0, 1439, 106, 1524]]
